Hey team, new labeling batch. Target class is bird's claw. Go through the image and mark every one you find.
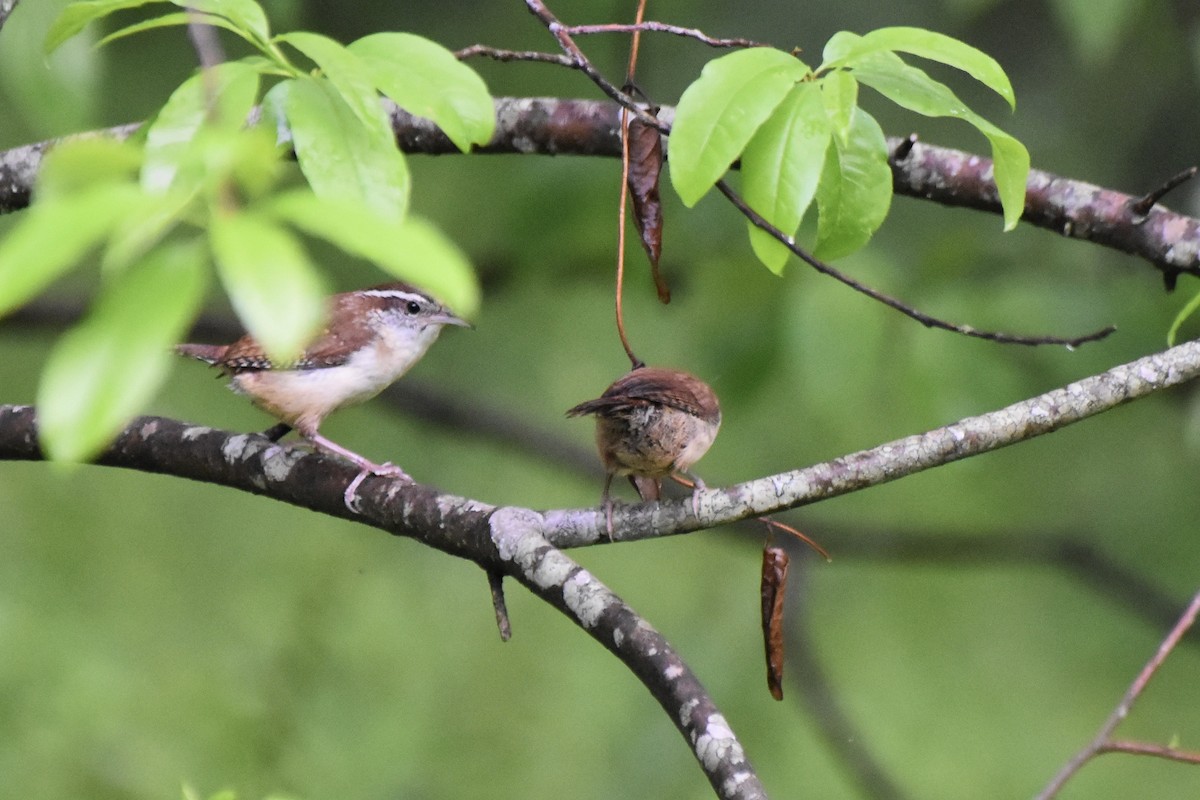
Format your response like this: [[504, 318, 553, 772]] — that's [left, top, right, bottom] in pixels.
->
[[343, 462, 413, 513]]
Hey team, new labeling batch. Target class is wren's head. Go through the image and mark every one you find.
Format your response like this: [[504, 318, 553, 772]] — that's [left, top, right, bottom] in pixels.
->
[[339, 282, 471, 373]]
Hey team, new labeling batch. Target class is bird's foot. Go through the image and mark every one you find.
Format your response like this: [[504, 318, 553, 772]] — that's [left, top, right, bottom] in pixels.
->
[[689, 475, 707, 519], [344, 461, 413, 512]]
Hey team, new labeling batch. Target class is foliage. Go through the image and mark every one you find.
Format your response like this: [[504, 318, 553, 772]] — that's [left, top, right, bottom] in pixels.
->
[[669, 27, 1028, 272], [0, 0, 492, 461]]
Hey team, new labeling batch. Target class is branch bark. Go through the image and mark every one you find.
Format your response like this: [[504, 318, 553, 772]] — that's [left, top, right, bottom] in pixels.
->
[[0, 406, 766, 800], [4, 338, 1200, 798], [2, 99, 1198, 284]]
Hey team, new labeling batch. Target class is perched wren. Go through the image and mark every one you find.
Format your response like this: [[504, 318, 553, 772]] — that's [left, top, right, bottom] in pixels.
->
[[567, 366, 721, 526], [177, 282, 470, 508]]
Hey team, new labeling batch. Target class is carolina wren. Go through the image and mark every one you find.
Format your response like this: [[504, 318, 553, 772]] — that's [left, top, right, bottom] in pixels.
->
[[567, 366, 721, 525], [177, 282, 469, 508]]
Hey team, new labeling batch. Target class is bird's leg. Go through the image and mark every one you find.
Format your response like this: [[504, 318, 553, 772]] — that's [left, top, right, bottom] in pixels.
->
[[670, 472, 707, 519], [299, 428, 412, 512], [601, 472, 616, 541]]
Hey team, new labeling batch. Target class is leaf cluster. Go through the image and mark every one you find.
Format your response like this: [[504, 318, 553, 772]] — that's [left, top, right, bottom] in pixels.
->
[[669, 27, 1030, 272], [0, 0, 495, 461]]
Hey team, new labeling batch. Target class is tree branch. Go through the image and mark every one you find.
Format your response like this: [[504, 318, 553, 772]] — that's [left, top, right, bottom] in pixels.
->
[[3, 100, 1198, 284], [5, 341, 1199, 798], [0, 406, 766, 800], [540, 338, 1200, 546], [1035, 589, 1200, 799]]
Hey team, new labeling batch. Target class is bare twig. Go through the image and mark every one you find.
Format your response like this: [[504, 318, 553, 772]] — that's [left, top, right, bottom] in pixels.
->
[[486, 569, 513, 641], [523, 0, 663, 130], [1035, 590, 1200, 799], [565, 21, 766, 49], [454, 45, 576, 68], [1130, 166, 1199, 217], [716, 178, 1116, 347], [1096, 740, 1200, 764]]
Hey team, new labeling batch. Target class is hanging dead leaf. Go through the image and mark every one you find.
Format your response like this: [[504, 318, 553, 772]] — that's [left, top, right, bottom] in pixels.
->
[[626, 114, 669, 303], [761, 542, 790, 701]]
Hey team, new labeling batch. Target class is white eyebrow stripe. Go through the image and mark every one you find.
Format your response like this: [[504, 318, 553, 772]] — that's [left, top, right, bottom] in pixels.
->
[[361, 289, 423, 301]]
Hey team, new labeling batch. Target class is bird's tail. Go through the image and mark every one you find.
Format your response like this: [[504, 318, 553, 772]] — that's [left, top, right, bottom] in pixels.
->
[[175, 343, 226, 365]]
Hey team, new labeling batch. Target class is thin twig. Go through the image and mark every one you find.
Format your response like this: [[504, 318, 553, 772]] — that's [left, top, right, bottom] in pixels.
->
[[565, 21, 766, 49], [523, 0, 664, 130], [715, 178, 1116, 347], [1130, 166, 1199, 217], [486, 569, 513, 641], [1097, 740, 1200, 764], [454, 45, 576, 68], [1035, 589, 1200, 800]]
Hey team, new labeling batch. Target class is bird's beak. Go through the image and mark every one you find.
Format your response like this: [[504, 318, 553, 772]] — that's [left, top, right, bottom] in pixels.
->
[[434, 312, 474, 330]]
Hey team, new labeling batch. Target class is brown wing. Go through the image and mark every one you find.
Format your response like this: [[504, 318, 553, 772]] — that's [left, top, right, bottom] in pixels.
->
[[176, 291, 368, 372], [568, 367, 720, 423]]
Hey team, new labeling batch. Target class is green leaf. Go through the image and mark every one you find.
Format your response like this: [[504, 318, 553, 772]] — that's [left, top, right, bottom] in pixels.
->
[[276, 32, 392, 136], [971, 119, 1030, 231], [35, 137, 142, 202], [2, 0, 102, 133], [209, 209, 328, 362], [741, 82, 831, 274], [820, 27, 1015, 110], [266, 190, 480, 318], [820, 70, 858, 146], [44, 0, 166, 55], [850, 52, 1028, 229], [285, 75, 409, 219], [669, 47, 809, 207], [98, 11, 246, 48], [1166, 288, 1200, 346], [169, 0, 270, 48], [813, 108, 892, 260], [347, 32, 495, 152], [36, 240, 208, 462], [142, 60, 261, 192], [0, 183, 142, 317]]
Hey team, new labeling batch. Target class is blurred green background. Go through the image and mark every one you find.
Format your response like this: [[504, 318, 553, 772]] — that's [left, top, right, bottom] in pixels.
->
[[3, 1, 1200, 798]]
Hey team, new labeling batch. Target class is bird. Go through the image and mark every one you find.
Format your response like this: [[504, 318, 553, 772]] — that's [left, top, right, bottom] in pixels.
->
[[176, 281, 470, 509], [567, 366, 721, 531]]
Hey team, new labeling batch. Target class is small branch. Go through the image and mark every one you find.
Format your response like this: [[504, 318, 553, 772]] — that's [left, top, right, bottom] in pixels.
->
[[1130, 166, 1199, 217], [1036, 589, 1200, 799], [454, 45, 576, 68], [716, 178, 1115, 348], [889, 137, 1200, 286], [541, 338, 1200, 546], [564, 21, 766, 49], [523, 0, 663, 130], [1097, 740, 1200, 765], [5, 100, 1200, 288], [485, 569, 512, 641]]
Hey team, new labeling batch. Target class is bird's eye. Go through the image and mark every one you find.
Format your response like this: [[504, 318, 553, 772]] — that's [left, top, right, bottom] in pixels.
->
[[405, 300, 422, 315]]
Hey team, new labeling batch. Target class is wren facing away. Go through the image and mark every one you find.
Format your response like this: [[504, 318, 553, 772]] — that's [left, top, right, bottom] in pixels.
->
[[177, 282, 470, 509], [568, 366, 721, 532]]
